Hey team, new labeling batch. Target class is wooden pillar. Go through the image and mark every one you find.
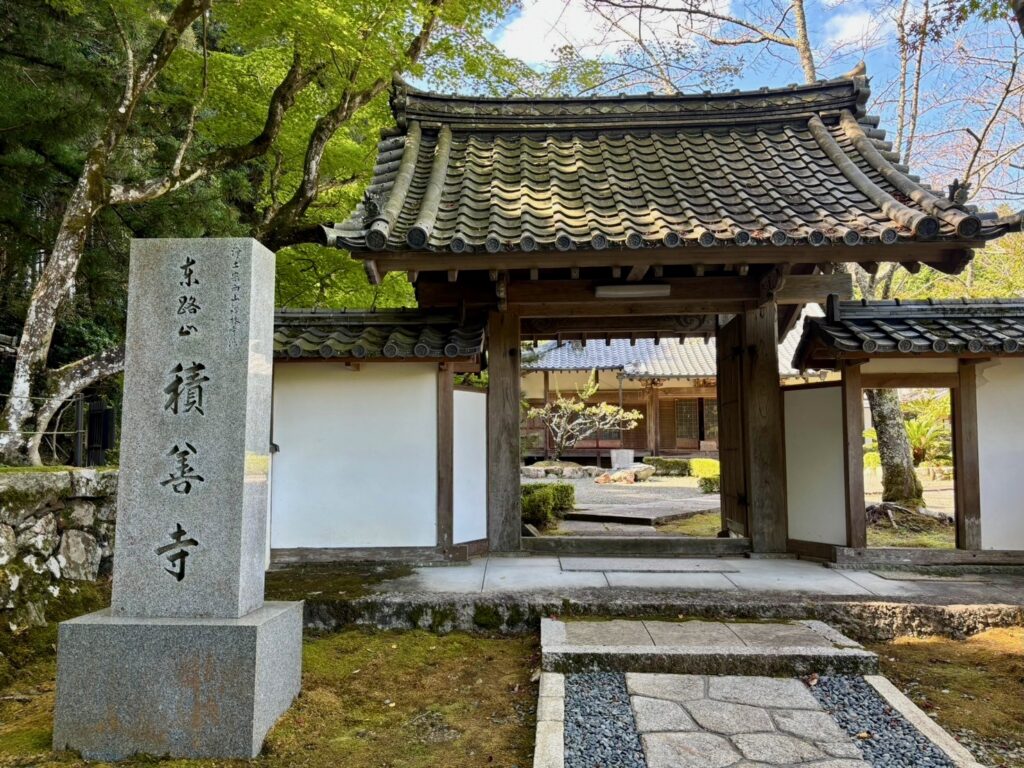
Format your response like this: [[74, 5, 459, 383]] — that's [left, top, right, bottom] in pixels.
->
[[740, 303, 788, 553], [841, 362, 866, 548], [646, 384, 659, 455], [436, 364, 454, 556], [487, 311, 521, 552], [952, 360, 982, 550], [716, 316, 747, 537]]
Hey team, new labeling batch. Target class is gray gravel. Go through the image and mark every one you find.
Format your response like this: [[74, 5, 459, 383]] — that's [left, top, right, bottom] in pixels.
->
[[533, 475, 711, 507], [811, 676, 957, 767], [565, 672, 646, 768]]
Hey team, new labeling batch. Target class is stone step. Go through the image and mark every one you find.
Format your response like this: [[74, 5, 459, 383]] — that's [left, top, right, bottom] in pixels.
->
[[541, 618, 878, 677]]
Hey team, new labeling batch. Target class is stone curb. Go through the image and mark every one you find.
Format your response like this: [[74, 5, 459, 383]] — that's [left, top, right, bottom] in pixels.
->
[[863, 675, 987, 768], [542, 645, 878, 676], [533, 673, 564, 768]]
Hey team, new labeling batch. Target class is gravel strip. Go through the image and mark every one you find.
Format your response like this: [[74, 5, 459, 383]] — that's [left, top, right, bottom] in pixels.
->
[[565, 672, 646, 768], [811, 676, 957, 767]]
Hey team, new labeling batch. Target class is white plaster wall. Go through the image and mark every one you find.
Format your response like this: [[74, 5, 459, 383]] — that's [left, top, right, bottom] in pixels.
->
[[784, 386, 848, 545], [270, 362, 437, 549], [976, 359, 1024, 550], [861, 358, 958, 374], [453, 389, 488, 544]]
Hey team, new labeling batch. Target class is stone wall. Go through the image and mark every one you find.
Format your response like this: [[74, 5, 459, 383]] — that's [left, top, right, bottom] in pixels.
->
[[0, 469, 117, 629]]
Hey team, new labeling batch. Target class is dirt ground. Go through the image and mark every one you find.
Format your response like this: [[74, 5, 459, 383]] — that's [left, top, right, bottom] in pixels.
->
[[864, 474, 957, 548]]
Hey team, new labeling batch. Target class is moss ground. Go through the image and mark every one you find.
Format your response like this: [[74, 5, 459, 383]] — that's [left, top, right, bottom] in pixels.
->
[[0, 629, 538, 768], [869, 628, 1024, 767], [264, 563, 414, 601], [655, 511, 722, 537], [866, 507, 956, 549]]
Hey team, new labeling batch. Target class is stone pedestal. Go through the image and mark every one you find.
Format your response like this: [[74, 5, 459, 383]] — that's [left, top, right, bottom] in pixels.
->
[[53, 602, 302, 760], [54, 239, 301, 760]]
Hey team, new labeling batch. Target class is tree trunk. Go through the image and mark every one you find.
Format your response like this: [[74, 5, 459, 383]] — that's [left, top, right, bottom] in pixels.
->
[[0, 163, 105, 464], [866, 388, 923, 505]]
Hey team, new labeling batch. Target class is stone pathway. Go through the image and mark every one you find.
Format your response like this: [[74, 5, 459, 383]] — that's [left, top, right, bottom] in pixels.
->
[[627, 672, 869, 767]]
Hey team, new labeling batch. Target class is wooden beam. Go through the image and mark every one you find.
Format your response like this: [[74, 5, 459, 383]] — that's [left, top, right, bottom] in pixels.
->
[[436, 365, 454, 554], [741, 303, 788, 553], [841, 362, 867, 548], [521, 314, 716, 338], [627, 265, 649, 282], [420, 274, 853, 312], [861, 372, 959, 389], [646, 385, 659, 456], [952, 360, 982, 550], [487, 311, 522, 552], [361, 242, 980, 274], [364, 259, 382, 286], [716, 316, 747, 538]]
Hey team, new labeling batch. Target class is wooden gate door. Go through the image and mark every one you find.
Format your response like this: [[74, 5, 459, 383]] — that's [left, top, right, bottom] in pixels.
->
[[716, 316, 748, 536]]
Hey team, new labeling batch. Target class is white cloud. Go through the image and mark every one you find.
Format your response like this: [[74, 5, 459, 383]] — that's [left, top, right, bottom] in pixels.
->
[[490, 0, 699, 66], [823, 9, 891, 48]]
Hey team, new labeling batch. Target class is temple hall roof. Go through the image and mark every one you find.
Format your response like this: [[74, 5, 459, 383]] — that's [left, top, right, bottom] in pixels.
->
[[792, 297, 1024, 369], [323, 67, 1021, 260]]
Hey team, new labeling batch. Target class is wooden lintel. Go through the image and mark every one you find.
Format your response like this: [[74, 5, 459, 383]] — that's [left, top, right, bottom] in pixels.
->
[[521, 314, 715, 338], [418, 273, 852, 313], [861, 372, 959, 389], [364, 259, 382, 286], [627, 265, 649, 282]]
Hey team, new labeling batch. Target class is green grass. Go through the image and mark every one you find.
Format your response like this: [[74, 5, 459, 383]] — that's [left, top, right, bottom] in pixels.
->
[[655, 511, 722, 537], [867, 507, 955, 549], [0, 629, 538, 768], [0, 466, 75, 475]]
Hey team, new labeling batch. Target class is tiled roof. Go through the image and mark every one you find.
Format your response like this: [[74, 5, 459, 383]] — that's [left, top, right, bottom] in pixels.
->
[[274, 310, 485, 361], [792, 298, 1024, 369], [523, 307, 821, 378], [323, 67, 1021, 256]]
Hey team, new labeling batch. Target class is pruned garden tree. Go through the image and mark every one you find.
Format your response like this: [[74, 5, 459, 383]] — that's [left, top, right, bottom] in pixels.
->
[[0, 0, 509, 465], [526, 372, 643, 459]]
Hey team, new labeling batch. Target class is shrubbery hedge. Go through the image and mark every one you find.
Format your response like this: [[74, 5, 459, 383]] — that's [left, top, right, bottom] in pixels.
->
[[690, 458, 721, 494], [521, 482, 576, 529], [698, 475, 721, 493], [641, 456, 691, 476]]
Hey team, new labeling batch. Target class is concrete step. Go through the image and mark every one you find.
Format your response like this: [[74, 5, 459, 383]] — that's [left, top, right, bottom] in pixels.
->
[[541, 618, 878, 677], [522, 535, 751, 556]]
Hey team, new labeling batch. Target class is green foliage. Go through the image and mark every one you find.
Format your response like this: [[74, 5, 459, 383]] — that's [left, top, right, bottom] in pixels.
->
[[642, 456, 692, 476], [689, 458, 720, 479], [698, 475, 721, 494], [521, 484, 556, 528], [864, 451, 882, 470], [548, 482, 575, 513]]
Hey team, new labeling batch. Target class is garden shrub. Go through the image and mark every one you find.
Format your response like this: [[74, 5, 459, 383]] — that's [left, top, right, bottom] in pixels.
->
[[698, 475, 721, 494], [642, 456, 691, 476], [521, 485, 555, 527], [690, 458, 720, 479], [864, 451, 881, 470], [548, 482, 575, 514]]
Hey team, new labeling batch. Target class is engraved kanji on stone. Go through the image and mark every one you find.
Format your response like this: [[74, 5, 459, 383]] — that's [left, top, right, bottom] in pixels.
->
[[155, 523, 198, 581], [179, 256, 199, 288], [160, 442, 204, 494], [177, 295, 201, 315], [163, 362, 209, 416], [178, 323, 198, 337]]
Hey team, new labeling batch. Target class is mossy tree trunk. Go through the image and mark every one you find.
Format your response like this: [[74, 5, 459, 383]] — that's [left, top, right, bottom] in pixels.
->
[[866, 388, 923, 505]]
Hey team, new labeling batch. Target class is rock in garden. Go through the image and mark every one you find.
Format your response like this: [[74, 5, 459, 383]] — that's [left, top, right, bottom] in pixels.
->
[[0, 524, 15, 566], [59, 530, 102, 581], [521, 466, 546, 479], [16, 513, 60, 556]]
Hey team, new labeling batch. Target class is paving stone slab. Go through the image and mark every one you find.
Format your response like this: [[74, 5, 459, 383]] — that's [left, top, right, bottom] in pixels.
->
[[643, 731, 741, 768], [707, 676, 821, 709], [559, 557, 739, 573], [727, 621, 835, 648], [562, 619, 653, 646], [684, 700, 775, 735], [626, 673, 706, 702], [772, 708, 850, 741], [631, 696, 698, 732], [732, 732, 825, 763], [644, 620, 744, 646]]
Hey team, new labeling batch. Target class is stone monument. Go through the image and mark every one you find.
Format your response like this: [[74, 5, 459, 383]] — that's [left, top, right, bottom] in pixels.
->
[[53, 239, 302, 760]]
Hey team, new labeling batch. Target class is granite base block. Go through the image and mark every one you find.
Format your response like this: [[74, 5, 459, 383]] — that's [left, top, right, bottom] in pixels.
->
[[53, 601, 302, 761]]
